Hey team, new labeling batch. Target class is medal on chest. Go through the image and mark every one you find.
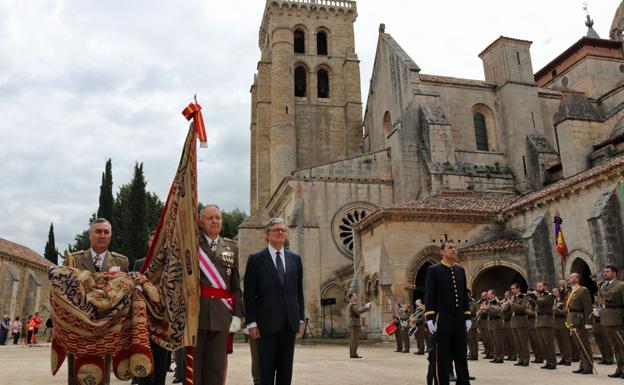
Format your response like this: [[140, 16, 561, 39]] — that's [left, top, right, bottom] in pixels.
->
[[221, 249, 234, 277]]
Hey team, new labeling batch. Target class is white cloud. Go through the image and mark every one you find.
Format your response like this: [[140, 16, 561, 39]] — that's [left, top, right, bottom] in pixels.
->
[[0, 0, 621, 253]]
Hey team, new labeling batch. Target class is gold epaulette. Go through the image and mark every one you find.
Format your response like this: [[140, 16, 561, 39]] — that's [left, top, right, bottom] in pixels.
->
[[110, 251, 129, 260]]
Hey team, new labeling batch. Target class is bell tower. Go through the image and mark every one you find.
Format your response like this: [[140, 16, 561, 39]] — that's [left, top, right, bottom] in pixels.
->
[[249, 0, 362, 213]]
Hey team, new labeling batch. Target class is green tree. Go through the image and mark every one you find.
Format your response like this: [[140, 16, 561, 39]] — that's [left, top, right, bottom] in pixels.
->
[[66, 213, 95, 253], [97, 159, 114, 221], [221, 208, 248, 239], [44, 223, 59, 265], [146, 192, 164, 232], [120, 163, 147, 267]]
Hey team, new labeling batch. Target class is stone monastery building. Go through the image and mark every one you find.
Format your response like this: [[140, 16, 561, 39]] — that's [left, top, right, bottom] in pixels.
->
[[239, 0, 624, 336]]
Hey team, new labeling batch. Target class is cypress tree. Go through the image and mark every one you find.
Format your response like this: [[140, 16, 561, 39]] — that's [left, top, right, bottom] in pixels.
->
[[97, 159, 114, 221], [44, 223, 59, 265], [122, 162, 147, 267]]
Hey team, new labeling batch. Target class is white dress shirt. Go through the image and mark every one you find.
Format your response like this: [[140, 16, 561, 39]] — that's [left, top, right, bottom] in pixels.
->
[[204, 234, 220, 247], [268, 244, 286, 273]]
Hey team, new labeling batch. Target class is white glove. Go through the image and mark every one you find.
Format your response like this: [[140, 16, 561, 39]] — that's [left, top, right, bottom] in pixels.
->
[[584, 324, 592, 330], [109, 266, 121, 272], [427, 320, 436, 334], [365, 302, 371, 308], [593, 308, 600, 317], [465, 320, 472, 332], [229, 316, 241, 333]]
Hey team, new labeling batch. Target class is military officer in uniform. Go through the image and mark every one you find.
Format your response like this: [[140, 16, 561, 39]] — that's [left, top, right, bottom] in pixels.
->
[[565, 273, 593, 375], [552, 287, 572, 366], [483, 290, 504, 363], [534, 282, 556, 369], [526, 290, 543, 363], [598, 265, 624, 378], [414, 299, 427, 355], [467, 293, 479, 360], [509, 283, 530, 366], [501, 291, 516, 361], [424, 240, 471, 385], [193, 205, 243, 385], [63, 218, 129, 385], [348, 292, 370, 358], [593, 293, 614, 365], [476, 292, 491, 359], [399, 304, 411, 353]]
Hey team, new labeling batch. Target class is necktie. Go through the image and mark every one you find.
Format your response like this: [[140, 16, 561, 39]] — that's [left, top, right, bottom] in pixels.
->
[[275, 251, 285, 286], [94, 254, 102, 272]]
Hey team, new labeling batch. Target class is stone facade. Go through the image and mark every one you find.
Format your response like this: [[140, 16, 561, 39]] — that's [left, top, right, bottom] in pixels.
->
[[0, 238, 51, 322], [239, 1, 624, 336]]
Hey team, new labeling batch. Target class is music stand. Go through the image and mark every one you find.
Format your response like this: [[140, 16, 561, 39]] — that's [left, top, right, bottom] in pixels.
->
[[320, 298, 336, 337], [300, 318, 316, 345]]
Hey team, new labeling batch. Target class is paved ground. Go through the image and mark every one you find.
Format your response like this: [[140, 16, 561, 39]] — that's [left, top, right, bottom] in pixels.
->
[[0, 342, 620, 384]]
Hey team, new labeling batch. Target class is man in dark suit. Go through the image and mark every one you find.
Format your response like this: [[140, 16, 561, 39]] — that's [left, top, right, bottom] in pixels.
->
[[244, 217, 305, 385], [424, 240, 471, 385]]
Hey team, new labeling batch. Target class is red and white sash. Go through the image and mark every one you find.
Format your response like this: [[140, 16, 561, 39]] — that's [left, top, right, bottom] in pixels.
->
[[198, 247, 233, 311]]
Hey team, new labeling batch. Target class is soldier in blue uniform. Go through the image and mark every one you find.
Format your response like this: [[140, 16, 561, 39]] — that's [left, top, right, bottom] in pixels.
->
[[424, 240, 472, 385]]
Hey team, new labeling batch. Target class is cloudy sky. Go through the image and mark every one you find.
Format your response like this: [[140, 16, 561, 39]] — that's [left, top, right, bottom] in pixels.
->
[[0, 0, 621, 254]]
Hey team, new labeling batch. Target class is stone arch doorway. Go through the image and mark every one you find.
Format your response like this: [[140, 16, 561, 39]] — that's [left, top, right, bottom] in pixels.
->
[[471, 264, 528, 297], [406, 245, 441, 306], [320, 280, 347, 335], [570, 257, 598, 296]]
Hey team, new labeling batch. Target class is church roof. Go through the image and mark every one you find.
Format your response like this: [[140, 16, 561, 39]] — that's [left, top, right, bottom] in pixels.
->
[[505, 154, 624, 213], [459, 238, 524, 255], [419, 74, 495, 89], [0, 238, 51, 269], [387, 191, 517, 214], [534, 36, 623, 87]]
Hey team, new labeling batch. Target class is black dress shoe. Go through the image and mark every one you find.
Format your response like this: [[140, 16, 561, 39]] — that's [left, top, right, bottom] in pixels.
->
[[540, 363, 556, 370], [531, 359, 544, 363], [514, 361, 524, 366], [350, 355, 363, 359], [172, 379, 182, 384], [468, 356, 478, 361], [521, 362, 530, 367], [469, 376, 476, 380], [572, 367, 584, 373], [415, 351, 425, 355], [505, 356, 517, 361], [490, 358, 504, 363], [573, 368, 592, 374], [608, 371, 622, 378]]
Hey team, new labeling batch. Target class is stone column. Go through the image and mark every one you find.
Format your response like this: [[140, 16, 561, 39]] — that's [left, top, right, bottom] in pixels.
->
[[269, 25, 296, 192]]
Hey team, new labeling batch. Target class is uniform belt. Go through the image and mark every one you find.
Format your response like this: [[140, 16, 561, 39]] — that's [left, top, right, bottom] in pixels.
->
[[200, 285, 232, 299], [537, 312, 553, 316]]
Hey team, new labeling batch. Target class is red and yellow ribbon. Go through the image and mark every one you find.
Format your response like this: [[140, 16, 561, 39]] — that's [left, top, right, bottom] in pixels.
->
[[182, 103, 207, 147]]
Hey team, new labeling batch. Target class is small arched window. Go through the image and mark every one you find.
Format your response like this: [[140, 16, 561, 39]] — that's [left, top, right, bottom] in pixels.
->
[[317, 31, 328, 55], [294, 29, 305, 54], [473, 112, 489, 151], [294, 66, 307, 97], [383, 111, 392, 133], [317, 69, 330, 98]]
